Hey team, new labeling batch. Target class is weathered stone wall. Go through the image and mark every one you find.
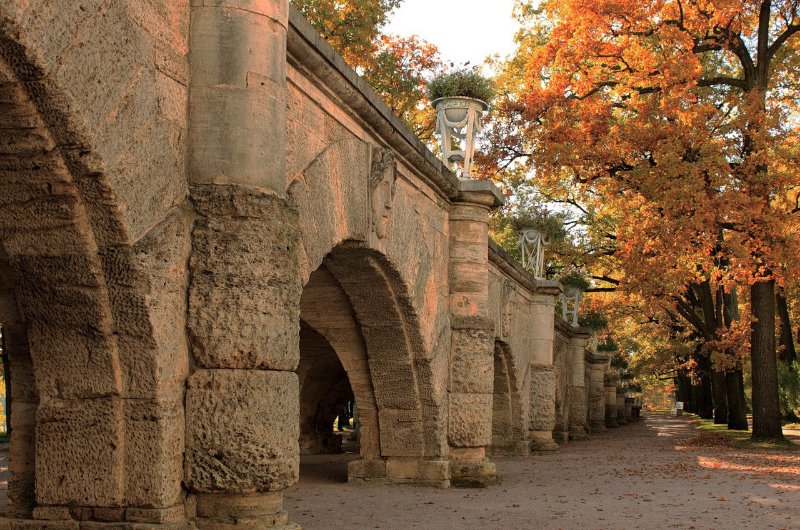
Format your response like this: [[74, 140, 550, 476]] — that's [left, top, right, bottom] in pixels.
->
[[1, 1, 190, 240]]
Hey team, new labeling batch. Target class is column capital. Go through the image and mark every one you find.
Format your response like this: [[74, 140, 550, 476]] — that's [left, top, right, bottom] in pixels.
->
[[453, 179, 504, 209]]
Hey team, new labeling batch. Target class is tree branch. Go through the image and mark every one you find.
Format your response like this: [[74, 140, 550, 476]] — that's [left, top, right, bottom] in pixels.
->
[[697, 77, 748, 90]]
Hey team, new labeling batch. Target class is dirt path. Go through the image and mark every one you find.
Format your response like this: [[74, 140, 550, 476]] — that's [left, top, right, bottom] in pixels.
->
[[286, 415, 800, 529]]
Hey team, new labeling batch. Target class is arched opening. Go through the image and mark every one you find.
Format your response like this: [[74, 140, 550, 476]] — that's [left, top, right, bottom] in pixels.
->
[[491, 341, 525, 456], [296, 260, 380, 483], [298, 323, 355, 459], [292, 244, 440, 487]]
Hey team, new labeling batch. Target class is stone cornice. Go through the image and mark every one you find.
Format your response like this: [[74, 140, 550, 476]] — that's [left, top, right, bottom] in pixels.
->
[[554, 315, 574, 337]]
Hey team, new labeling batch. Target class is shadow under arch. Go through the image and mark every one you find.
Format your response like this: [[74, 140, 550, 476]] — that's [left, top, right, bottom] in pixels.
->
[[298, 242, 441, 482], [490, 340, 527, 456]]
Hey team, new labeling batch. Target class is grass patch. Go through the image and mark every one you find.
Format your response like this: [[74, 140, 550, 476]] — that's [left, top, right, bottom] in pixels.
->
[[693, 418, 798, 451]]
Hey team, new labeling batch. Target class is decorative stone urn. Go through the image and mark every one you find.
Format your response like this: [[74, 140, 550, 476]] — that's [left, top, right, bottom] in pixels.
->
[[562, 285, 584, 326], [519, 228, 549, 278], [433, 96, 488, 178]]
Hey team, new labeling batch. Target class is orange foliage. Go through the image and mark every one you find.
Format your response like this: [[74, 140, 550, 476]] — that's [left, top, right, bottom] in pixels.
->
[[487, 0, 800, 369]]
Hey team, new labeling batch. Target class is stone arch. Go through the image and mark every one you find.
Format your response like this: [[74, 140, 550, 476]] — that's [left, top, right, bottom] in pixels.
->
[[0, 28, 189, 517], [490, 340, 526, 456], [296, 242, 439, 481], [299, 264, 379, 461]]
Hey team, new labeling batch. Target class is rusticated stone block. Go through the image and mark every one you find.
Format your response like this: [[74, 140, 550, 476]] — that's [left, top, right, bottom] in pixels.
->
[[188, 186, 301, 371], [347, 459, 388, 481], [185, 369, 299, 493], [123, 398, 184, 507], [529, 364, 556, 432], [568, 385, 588, 438], [35, 398, 124, 506], [448, 328, 493, 394], [448, 393, 492, 448], [26, 324, 119, 400], [31, 507, 71, 521], [377, 409, 424, 457]]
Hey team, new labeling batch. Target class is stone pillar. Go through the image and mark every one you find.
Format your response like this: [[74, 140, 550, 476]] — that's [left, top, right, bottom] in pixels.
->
[[616, 387, 628, 425], [447, 181, 502, 487], [186, 2, 301, 527], [189, 0, 288, 193], [604, 373, 618, 428], [529, 363, 560, 451], [526, 281, 561, 452], [588, 354, 609, 432], [567, 328, 591, 440], [625, 397, 635, 421]]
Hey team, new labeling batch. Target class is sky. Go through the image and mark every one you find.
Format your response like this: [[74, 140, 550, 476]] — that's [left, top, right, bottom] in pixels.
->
[[384, 0, 519, 68]]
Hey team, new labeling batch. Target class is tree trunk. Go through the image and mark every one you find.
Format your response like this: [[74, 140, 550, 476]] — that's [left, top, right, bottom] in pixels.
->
[[699, 373, 713, 419], [750, 280, 784, 439], [676, 371, 692, 409], [725, 368, 749, 430], [688, 382, 701, 414], [777, 289, 797, 363], [711, 368, 728, 424], [696, 353, 714, 419]]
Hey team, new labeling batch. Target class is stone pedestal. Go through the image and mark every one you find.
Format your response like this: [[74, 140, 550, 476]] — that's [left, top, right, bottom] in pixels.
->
[[529, 364, 560, 451], [192, 492, 297, 530]]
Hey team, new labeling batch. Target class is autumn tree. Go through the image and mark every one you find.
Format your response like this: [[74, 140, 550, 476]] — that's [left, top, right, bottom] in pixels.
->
[[293, 0, 442, 137], [486, 0, 800, 439]]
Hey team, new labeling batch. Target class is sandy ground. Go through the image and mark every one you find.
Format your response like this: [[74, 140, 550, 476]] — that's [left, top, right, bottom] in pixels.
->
[[286, 415, 800, 530], [0, 418, 795, 529]]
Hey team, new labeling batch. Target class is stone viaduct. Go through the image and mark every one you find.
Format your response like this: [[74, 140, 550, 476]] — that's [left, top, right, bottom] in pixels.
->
[[0, 2, 631, 528]]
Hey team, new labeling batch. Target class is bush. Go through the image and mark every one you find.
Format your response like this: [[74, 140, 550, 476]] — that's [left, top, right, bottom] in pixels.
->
[[597, 336, 618, 352], [578, 309, 608, 330], [511, 208, 569, 243], [559, 270, 591, 291], [428, 67, 494, 103]]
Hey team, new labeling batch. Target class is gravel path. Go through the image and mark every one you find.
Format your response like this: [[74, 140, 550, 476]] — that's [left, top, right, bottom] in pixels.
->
[[286, 415, 800, 529]]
